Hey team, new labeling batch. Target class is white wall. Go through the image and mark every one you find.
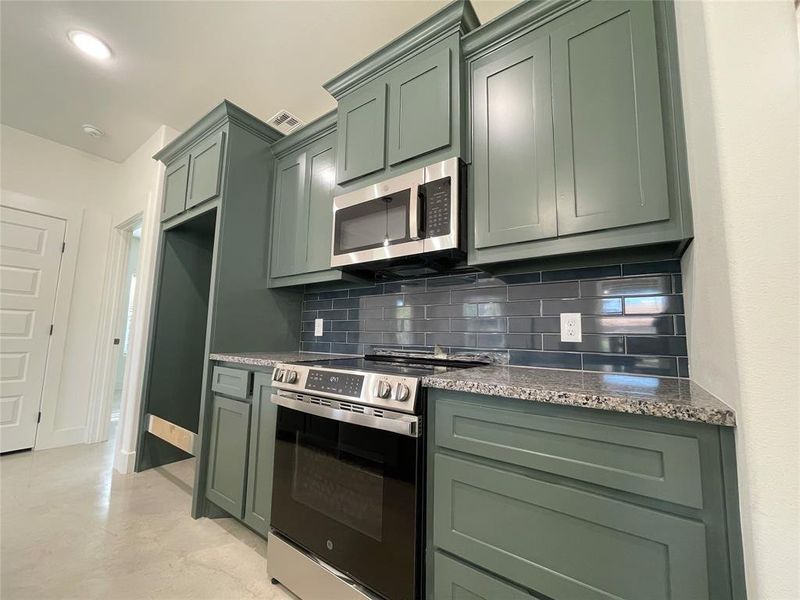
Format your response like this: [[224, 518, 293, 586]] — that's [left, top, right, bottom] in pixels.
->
[[0, 124, 176, 452], [675, 1, 800, 598]]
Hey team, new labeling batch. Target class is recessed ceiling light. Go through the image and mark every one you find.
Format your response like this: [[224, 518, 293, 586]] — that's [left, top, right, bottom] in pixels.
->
[[82, 124, 104, 137], [68, 30, 111, 60]]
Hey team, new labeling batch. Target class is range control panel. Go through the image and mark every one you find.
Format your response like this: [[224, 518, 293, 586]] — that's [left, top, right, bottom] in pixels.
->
[[306, 370, 364, 398]]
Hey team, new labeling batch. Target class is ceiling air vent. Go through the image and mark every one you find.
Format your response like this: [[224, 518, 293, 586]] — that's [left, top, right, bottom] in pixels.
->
[[267, 110, 304, 134]]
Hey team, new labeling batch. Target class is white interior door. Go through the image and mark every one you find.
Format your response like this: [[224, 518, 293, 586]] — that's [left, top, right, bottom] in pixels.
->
[[0, 206, 65, 452]]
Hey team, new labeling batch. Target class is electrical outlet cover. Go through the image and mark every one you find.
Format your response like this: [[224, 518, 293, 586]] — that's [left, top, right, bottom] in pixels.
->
[[314, 318, 323, 337], [560, 313, 582, 343]]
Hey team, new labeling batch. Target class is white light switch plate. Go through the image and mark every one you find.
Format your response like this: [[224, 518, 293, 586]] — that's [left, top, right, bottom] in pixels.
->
[[314, 318, 323, 337], [560, 313, 582, 342]]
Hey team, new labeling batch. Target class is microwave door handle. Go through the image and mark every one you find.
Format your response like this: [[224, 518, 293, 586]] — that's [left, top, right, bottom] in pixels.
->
[[409, 183, 423, 241]]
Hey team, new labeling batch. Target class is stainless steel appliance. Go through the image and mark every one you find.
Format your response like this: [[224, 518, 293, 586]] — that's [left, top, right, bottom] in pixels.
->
[[330, 157, 464, 268], [267, 353, 483, 600]]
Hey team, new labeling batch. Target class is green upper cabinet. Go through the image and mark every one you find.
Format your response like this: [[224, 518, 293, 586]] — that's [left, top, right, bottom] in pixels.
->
[[268, 113, 352, 288], [324, 3, 478, 189], [336, 80, 387, 184], [464, 0, 693, 267], [187, 130, 226, 210], [551, 0, 668, 236], [472, 28, 556, 249], [162, 155, 190, 221], [387, 42, 452, 166]]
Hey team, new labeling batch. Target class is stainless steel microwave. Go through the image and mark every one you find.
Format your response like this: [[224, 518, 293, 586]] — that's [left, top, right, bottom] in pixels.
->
[[330, 157, 464, 268]]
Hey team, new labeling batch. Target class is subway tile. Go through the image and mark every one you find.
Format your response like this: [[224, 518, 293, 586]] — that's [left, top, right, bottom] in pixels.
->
[[382, 333, 426, 346], [477, 333, 542, 350], [303, 292, 320, 301], [318, 309, 349, 321], [360, 293, 405, 308], [426, 274, 477, 290], [672, 274, 683, 294], [479, 301, 541, 317], [348, 308, 383, 320], [384, 306, 425, 319], [582, 354, 678, 377], [318, 289, 349, 300], [301, 330, 347, 343], [451, 286, 507, 304], [508, 316, 561, 333], [508, 281, 579, 301], [332, 297, 361, 310], [348, 285, 384, 297], [678, 357, 690, 378], [622, 260, 681, 276], [301, 341, 331, 353], [383, 279, 427, 294], [541, 264, 621, 282], [303, 299, 332, 311], [427, 332, 477, 347], [426, 304, 477, 318], [331, 320, 360, 331], [405, 291, 451, 305], [509, 350, 582, 370], [451, 318, 507, 332], [583, 316, 674, 335], [623, 295, 684, 315], [543, 334, 625, 354], [477, 271, 542, 286], [301, 311, 317, 321], [330, 343, 362, 355], [580, 276, 671, 298], [365, 318, 449, 332], [302, 320, 315, 332], [626, 336, 688, 356], [674, 315, 686, 335], [347, 332, 383, 344], [541, 298, 623, 315]]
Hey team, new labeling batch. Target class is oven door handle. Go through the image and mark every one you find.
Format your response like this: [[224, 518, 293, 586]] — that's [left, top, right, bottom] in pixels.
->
[[271, 394, 421, 438]]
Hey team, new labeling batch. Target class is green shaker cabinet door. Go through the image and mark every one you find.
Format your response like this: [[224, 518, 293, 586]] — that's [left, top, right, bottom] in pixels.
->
[[187, 131, 226, 210], [387, 43, 451, 166], [434, 553, 538, 600], [552, 0, 669, 236], [305, 133, 337, 273], [270, 152, 307, 278], [161, 155, 190, 221], [205, 395, 250, 518], [336, 80, 387, 184], [434, 454, 709, 600], [472, 29, 557, 249], [244, 374, 277, 536]]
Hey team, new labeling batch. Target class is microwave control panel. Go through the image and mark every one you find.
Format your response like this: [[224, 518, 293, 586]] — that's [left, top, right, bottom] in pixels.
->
[[422, 176, 451, 238]]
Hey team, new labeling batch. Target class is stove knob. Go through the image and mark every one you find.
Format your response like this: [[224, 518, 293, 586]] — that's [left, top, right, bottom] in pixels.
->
[[274, 368, 285, 382], [394, 383, 410, 402], [375, 380, 392, 399], [285, 370, 298, 384]]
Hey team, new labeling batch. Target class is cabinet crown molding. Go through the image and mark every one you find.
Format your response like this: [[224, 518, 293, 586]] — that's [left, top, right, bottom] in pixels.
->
[[153, 100, 283, 164], [322, 0, 479, 100]]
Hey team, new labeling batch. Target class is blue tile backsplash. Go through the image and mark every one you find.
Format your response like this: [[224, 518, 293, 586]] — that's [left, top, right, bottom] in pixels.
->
[[300, 259, 689, 378]]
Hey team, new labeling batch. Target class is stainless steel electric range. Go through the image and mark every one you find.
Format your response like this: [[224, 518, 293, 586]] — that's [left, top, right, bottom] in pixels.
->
[[266, 353, 485, 600]]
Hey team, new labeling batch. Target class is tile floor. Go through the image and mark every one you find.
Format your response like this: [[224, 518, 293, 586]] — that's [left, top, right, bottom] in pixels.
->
[[0, 431, 296, 600]]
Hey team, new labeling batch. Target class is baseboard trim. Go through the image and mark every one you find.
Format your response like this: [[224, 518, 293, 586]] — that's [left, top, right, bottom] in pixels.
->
[[114, 449, 136, 474]]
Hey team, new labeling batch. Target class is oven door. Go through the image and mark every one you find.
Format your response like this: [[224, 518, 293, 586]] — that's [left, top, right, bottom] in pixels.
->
[[331, 168, 424, 267], [270, 397, 423, 600]]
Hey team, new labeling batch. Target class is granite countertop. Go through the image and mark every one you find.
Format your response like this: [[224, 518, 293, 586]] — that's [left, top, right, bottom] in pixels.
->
[[209, 351, 356, 367], [422, 365, 736, 427]]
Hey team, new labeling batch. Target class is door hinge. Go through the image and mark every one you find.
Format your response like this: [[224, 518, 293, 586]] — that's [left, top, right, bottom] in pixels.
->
[[62, 241, 66, 253], [37, 412, 42, 424], [49, 324, 54, 336]]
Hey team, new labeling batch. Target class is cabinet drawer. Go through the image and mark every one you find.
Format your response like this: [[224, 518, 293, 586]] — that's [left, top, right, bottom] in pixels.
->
[[435, 395, 703, 508], [434, 552, 539, 600], [433, 454, 709, 600], [211, 366, 251, 400]]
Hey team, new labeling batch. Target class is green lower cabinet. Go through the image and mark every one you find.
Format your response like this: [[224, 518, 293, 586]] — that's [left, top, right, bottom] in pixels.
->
[[205, 395, 251, 518], [243, 374, 277, 536], [434, 553, 540, 600]]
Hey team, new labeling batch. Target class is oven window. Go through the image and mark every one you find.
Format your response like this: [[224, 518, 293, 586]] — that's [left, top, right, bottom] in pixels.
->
[[334, 189, 411, 255], [292, 434, 384, 541]]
